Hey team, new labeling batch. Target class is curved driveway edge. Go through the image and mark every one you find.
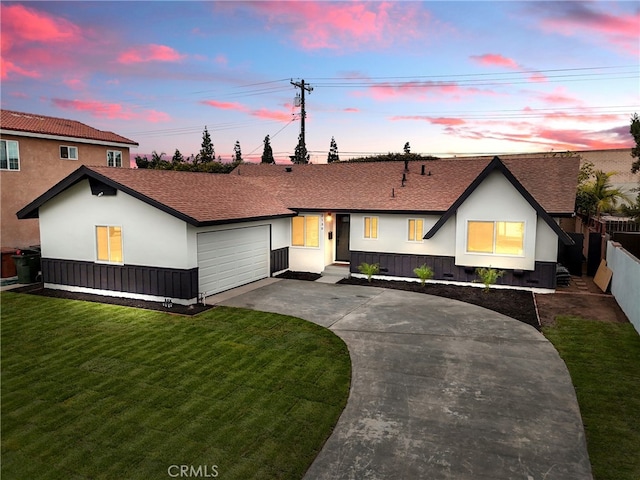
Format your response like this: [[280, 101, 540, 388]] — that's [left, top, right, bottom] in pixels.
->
[[219, 280, 593, 480]]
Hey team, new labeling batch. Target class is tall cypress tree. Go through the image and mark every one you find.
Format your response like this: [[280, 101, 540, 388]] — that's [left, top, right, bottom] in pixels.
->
[[199, 126, 215, 163], [293, 133, 309, 164], [327, 136, 339, 163], [261, 135, 274, 164], [233, 140, 243, 163]]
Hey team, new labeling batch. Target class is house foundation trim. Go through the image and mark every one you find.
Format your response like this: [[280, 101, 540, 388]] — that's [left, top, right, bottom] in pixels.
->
[[349, 251, 557, 289], [42, 258, 198, 301]]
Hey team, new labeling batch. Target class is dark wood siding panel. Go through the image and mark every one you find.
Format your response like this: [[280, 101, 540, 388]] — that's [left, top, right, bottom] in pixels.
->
[[41, 258, 198, 299], [349, 251, 556, 289], [270, 247, 289, 274]]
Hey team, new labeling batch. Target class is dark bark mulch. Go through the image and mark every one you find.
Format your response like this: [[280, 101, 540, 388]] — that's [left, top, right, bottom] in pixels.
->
[[339, 277, 539, 330], [276, 271, 323, 281], [8, 283, 213, 316]]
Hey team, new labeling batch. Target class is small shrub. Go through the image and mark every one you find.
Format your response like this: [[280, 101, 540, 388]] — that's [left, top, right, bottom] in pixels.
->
[[475, 267, 504, 292], [358, 262, 379, 283], [413, 264, 434, 286]]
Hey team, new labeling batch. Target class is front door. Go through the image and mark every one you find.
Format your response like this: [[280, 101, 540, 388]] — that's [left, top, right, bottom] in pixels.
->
[[335, 214, 351, 262]]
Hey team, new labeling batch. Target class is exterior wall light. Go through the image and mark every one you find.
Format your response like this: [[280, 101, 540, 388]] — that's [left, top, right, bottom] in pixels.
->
[[326, 213, 332, 222]]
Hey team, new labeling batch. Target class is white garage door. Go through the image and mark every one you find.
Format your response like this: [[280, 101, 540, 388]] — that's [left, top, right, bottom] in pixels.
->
[[197, 226, 270, 296]]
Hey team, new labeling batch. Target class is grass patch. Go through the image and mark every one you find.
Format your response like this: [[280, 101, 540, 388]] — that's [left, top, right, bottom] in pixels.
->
[[543, 316, 640, 480], [1, 292, 351, 480]]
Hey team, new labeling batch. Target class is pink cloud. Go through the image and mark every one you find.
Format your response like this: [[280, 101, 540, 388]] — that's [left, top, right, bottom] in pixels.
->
[[1, 4, 82, 80], [344, 107, 359, 113], [1, 4, 80, 44], [470, 53, 519, 69], [251, 108, 293, 122], [63, 77, 86, 91], [1, 60, 40, 80], [391, 116, 466, 126], [536, 2, 640, 56], [118, 44, 185, 64], [535, 88, 583, 105], [250, 1, 434, 51], [201, 100, 249, 112], [360, 80, 495, 101], [52, 98, 170, 123], [442, 119, 632, 151]]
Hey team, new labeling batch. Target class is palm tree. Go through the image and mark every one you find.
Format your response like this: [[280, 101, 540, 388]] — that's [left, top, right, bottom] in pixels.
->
[[579, 170, 628, 217]]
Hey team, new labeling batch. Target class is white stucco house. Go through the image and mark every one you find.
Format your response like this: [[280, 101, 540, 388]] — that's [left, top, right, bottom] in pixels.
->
[[17, 156, 579, 304]]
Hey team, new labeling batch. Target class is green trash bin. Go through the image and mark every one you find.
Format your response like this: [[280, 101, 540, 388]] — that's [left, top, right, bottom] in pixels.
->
[[12, 251, 41, 284]]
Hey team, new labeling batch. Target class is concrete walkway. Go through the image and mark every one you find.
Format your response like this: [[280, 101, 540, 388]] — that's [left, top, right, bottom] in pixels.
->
[[217, 280, 592, 480]]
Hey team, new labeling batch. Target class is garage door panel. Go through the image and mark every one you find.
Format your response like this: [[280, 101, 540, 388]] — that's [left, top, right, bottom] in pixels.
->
[[197, 226, 270, 295]]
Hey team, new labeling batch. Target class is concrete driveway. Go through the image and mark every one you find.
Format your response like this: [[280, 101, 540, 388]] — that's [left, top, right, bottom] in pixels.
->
[[217, 279, 592, 480]]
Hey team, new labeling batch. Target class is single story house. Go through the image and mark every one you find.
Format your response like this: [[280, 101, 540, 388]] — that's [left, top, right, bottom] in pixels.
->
[[17, 156, 579, 304]]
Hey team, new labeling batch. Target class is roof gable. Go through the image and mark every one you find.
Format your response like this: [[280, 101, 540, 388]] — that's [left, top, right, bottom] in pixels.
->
[[17, 166, 295, 226], [423, 156, 574, 245], [1, 109, 138, 146]]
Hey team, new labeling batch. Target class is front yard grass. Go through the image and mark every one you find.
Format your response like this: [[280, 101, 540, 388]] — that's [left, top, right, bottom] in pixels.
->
[[543, 316, 640, 480], [1, 292, 351, 480]]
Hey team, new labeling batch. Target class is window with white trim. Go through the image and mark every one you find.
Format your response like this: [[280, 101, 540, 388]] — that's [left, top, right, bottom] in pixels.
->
[[408, 218, 424, 242], [96, 226, 123, 263], [292, 215, 319, 247], [364, 216, 378, 239], [107, 150, 122, 167], [60, 146, 78, 160], [1, 140, 20, 170], [467, 221, 524, 256]]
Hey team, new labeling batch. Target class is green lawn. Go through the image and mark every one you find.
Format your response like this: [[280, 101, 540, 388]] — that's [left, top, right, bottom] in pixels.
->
[[543, 316, 640, 480], [1, 292, 351, 480]]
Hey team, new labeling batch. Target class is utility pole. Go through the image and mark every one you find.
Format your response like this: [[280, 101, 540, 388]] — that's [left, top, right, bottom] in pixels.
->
[[291, 79, 313, 163]]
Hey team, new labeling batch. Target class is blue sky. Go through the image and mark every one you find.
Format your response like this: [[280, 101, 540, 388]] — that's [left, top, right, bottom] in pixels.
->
[[2, 1, 639, 163]]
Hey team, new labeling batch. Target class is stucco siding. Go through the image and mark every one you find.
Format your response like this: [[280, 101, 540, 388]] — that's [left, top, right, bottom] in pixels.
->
[[349, 213, 453, 256], [1, 134, 130, 248], [535, 217, 560, 262], [39, 180, 190, 269], [288, 212, 326, 273], [455, 171, 538, 270]]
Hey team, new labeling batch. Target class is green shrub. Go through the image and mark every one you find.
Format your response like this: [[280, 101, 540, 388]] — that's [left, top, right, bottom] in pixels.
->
[[358, 262, 379, 283], [475, 267, 504, 292], [413, 264, 434, 286]]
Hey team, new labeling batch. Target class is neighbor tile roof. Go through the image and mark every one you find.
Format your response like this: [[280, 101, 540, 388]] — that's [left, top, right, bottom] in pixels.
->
[[0, 109, 138, 146], [234, 156, 579, 214]]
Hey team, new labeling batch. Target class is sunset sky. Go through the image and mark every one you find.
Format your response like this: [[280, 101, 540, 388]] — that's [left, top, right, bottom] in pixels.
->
[[2, 1, 639, 163]]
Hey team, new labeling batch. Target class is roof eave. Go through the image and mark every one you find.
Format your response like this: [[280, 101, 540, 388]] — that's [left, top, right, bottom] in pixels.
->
[[0, 129, 138, 148]]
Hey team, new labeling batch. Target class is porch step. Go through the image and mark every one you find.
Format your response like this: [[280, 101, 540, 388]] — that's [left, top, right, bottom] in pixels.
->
[[316, 264, 350, 284]]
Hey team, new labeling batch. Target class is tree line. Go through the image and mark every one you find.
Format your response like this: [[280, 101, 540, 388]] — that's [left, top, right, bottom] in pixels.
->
[[135, 127, 347, 172]]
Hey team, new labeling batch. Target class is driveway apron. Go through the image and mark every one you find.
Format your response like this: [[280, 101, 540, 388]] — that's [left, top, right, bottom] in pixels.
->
[[219, 280, 592, 480]]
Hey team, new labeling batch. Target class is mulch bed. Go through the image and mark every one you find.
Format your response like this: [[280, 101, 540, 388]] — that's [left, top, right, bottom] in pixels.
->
[[8, 283, 213, 316], [339, 277, 539, 329], [8, 275, 539, 327]]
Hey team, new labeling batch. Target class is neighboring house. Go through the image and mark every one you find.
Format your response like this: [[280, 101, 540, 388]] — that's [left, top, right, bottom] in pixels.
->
[[17, 156, 578, 304], [0, 109, 138, 251]]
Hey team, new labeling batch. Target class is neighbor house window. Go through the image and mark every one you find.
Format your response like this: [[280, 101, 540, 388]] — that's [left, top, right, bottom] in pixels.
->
[[408, 219, 424, 242], [1, 140, 20, 170], [107, 150, 122, 167], [364, 216, 378, 239], [292, 216, 319, 247], [96, 226, 123, 263], [467, 221, 524, 256], [60, 146, 78, 160]]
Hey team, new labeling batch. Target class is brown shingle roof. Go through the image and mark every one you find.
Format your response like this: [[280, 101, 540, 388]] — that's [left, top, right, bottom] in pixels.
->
[[86, 167, 294, 224], [0, 109, 138, 146], [234, 156, 579, 214]]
